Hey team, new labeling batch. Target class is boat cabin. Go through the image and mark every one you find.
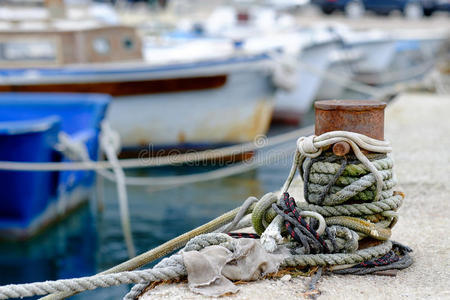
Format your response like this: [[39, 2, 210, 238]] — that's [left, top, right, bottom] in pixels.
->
[[0, 25, 143, 67]]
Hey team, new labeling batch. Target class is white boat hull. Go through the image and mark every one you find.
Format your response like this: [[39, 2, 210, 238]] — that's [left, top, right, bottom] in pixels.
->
[[0, 54, 276, 151], [108, 68, 275, 149], [351, 40, 397, 74], [273, 41, 338, 124], [316, 47, 363, 100], [354, 37, 446, 85], [316, 61, 352, 100]]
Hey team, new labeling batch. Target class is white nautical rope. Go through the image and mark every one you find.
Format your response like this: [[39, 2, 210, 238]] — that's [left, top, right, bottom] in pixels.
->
[[108, 142, 297, 187], [0, 126, 313, 189], [55, 132, 90, 162], [100, 122, 136, 258], [0, 126, 313, 171], [0, 266, 186, 300], [54, 123, 136, 258]]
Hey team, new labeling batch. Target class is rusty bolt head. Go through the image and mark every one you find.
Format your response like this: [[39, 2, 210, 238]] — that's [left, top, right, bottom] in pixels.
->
[[314, 100, 386, 140], [332, 141, 351, 156]]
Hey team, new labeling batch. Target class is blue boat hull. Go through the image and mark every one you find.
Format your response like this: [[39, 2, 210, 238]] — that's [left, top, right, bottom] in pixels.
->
[[0, 93, 110, 240]]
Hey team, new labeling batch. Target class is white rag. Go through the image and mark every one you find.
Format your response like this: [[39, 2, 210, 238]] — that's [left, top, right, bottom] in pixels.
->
[[182, 238, 288, 297]]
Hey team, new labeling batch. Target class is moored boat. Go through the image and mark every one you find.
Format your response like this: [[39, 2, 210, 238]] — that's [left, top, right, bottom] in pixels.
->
[[0, 93, 110, 240], [333, 27, 397, 76], [186, 6, 341, 125], [171, 5, 341, 125], [333, 26, 449, 86], [0, 24, 276, 156], [316, 47, 363, 100], [267, 30, 340, 124], [356, 30, 449, 85]]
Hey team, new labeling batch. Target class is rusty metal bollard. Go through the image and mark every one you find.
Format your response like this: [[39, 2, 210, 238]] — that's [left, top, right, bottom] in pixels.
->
[[314, 100, 387, 155]]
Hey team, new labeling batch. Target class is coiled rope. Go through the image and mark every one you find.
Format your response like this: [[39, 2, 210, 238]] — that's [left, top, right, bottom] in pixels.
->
[[260, 131, 403, 252]]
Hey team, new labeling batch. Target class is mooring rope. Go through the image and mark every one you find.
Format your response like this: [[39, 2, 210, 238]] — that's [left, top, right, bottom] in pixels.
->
[[56, 122, 137, 259], [39, 206, 254, 300], [47, 123, 308, 259], [261, 131, 394, 252], [0, 126, 313, 171], [0, 131, 412, 300], [0, 234, 392, 300], [100, 123, 136, 258]]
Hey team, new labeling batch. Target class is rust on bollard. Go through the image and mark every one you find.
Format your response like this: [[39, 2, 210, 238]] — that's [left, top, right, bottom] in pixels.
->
[[314, 100, 386, 156], [314, 100, 386, 140]]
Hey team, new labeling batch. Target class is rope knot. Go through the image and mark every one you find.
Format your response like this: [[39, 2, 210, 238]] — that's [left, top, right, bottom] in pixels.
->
[[272, 192, 330, 254], [100, 122, 121, 154], [56, 132, 90, 161], [297, 136, 322, 158]]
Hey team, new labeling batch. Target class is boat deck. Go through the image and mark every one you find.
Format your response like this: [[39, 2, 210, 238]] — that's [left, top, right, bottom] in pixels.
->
[[138, 92, 450, 299]]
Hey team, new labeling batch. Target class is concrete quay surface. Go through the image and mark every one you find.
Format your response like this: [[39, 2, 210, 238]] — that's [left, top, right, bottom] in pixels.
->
[[139, 93, 450, 299]]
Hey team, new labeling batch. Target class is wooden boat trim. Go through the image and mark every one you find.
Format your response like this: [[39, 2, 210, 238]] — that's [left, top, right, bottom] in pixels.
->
[[0, 75, 228, 96]]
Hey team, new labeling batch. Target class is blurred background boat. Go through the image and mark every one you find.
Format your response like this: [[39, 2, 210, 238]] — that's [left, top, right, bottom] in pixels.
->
[[331, 25, 448, 86], [331, 27, 399, 79], [0, 23, 276, 157], [167, 5, 342, 124], [357, 29, 448, 85], [316, 46, 363, 99]]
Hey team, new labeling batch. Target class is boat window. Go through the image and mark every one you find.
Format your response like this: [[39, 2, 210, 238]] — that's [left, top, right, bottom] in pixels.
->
[[93, 37, 110, 54], [0, 40, 57, 62], [122, 36, 134, 50]]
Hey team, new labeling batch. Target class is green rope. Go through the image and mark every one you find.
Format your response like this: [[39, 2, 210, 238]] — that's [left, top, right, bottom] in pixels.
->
[[282, 241, 392, 267], [309, 156, 394, 177], [254, 150, 404, 253], [296, 193, 403, 217], [301, 153, 401, 241]]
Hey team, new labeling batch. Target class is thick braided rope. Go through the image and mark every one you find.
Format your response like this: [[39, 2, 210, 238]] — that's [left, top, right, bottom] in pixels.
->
[[258, 195, 402, 252], [332, 241, 413, 275], [282, 240, 392, 267], [305, 156, 395, 205], [124, 282, 149, 300], [302, 152, 400, 241], [261, 131, 398, 253], [0, 266, 186, 300], [307, 168, 395, 205], [40, 204, 250, 300], [297, 132, 392, 201], [0, 232, 391, 300], [0, 234, 232, 300], [124, 238, 392, 300], [123, 233, 233, 300], [308, 157, 393, 177], [250, 192, 403, 235], [296, 193, 403, 217]]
